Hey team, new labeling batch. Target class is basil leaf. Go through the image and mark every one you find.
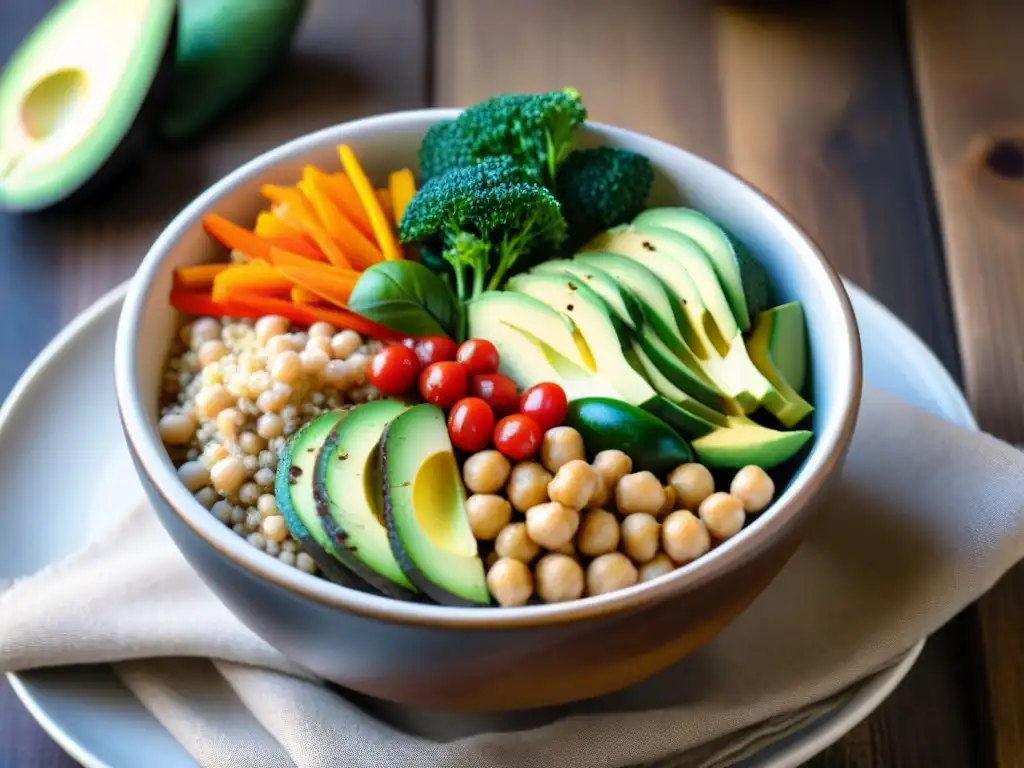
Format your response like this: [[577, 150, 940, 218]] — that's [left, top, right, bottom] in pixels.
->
[[348, 261, 459, 339]]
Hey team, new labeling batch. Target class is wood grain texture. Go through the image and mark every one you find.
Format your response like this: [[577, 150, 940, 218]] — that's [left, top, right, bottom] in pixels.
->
[[909, 1, 1024, 765], [0, 0, 428, 765], [436, 1, 982, 766]]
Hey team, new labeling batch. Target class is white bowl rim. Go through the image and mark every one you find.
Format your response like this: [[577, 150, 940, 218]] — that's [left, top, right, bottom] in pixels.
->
[[115, 107, 862, 629]]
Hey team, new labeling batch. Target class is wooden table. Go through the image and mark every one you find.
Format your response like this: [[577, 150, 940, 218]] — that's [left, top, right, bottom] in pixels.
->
[[1, 1, 1021, 765]]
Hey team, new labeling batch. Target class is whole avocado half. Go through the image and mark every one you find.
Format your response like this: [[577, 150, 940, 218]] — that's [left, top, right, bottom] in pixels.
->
[[159, 0, 308, 141], [0, 0, 178, 213]]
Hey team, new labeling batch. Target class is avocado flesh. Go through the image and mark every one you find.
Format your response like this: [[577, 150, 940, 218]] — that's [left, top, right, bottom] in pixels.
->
[[275, 411, 367, 588], [466, 293, 614, 402], [161, 0, 308, 140], [625, 340, 728, 431], [692, 418, 813, 469], [587, 225, 740, 350], [314, 400, 417, 598], [748, 303, 814, 428], [634, 207, 753, 330], [0, 0, 177, 212], [532, 259, 643, 330], [381, 405, 490, 607]]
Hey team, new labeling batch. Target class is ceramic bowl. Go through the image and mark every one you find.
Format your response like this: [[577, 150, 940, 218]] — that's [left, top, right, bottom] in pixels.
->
[[114, 109, 862, 711]]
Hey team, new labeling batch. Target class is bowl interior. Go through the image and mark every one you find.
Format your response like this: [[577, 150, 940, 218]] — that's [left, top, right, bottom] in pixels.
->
[[117, 109, 860, 624]]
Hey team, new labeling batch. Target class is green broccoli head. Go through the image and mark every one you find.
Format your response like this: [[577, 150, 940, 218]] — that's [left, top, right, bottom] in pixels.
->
[[418, 120, 472, 181], [399, 156, 567, 299], [556, 147, 654, 250]]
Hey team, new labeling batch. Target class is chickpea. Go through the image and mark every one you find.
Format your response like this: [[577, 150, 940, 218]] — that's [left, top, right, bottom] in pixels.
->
[[730, 465, 775, 513], [239, 431, 266, 456], [177, 460, 210, 492], [534, 553, 585, 603], [668, 463, 715, 510], [264, 335, 295, 359], [330, 330, 362, 360], [256, 412, 284, 440], [462, 450, 511, 494], [586, 552, 638, 596], [195, 384, 235, 419], [466, 494, 512, 540], [576, 508, 620, 557], [289, 332, 309, 349], [271, 350, 302, 385], [658, 486, 676, 518], [197, 339, 227, 368], [299, 348, 329, 376], [261, 515, 289, 543], [159, 412, 195, 445], [254, 467, 276, 488], [525, 502, 579, 550], [346, 352, 370, 383], [202, 442, 229, 467], [588, 477, 611, 509], [296, 552, 318, 574], [320, 360, 350, 387], [639, 553, 676, 583], [487, 558, 534, 607], [506, 462, 552, 513], [494, 522, 540, 563], [247, 371, 272, 398], [308, 321, 336, 339], [621, 513, 661, 564], [216, 407, 242, 443], [239, 482, 261, 506], [553, 542, 576, 556], [547, 459, 599, 510], [211, 456, 246, 495], [699, 493, 746, 540], [255, 316, 289, 346], [257, 383, 292, 413], [662, 510, 710, 564], [257, 494, 279, 519], [190, 317, 221, 348], [592, 449, 631, 488], [540, 426, 585, 474], [615, 471, 664, 516]]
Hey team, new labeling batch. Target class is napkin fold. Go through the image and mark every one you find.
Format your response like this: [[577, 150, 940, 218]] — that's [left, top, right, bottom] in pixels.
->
[[2, 383, 1023, 768]]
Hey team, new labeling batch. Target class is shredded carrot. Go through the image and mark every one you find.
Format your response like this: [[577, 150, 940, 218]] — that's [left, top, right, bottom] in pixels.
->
[[323, 173, 374, 239], [254, 212, 301, 238], [260, 185, 353, 269], [388, 168, 416, 226], [211, 264, 294, 303], [297, 172, 384, 270], [203, 214, 272, 261], [337, 145, 403, 261], [220, 292, 407, 340], [264, 235, 328, 262], [267, 248, 360, 308], [173, 263, 230, 290], [291, 286, 324, 305]]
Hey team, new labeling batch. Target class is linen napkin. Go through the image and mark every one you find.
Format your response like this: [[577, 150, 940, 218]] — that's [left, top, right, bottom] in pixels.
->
[[2, 383, 1023, 768]]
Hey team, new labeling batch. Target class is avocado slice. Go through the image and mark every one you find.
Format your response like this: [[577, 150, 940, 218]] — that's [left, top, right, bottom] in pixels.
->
[[381, 404, 490, 607], [691, 418, 813, 469], [0, 0, 178, 212], [625, 340, 728, 432], [586, 224, 740, 352], [634, 207, 757, 330], [748, 303, 814, 427], [275, 411, 367, 588], [532, 259, 644, 330], [465, 292, 615, 402], [161, 0, 308, 140], [314, 400, 417, 599]]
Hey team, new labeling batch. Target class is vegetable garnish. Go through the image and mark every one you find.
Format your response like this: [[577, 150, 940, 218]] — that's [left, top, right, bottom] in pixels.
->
[[170, 146, 417, 331]]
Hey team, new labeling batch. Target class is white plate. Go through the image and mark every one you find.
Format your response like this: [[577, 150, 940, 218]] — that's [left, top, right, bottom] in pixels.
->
[[1, 281, 975, 768]]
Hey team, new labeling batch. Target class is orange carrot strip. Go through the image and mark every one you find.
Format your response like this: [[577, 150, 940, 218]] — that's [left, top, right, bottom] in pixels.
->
[[298, 172, 383, 270], [324, 173, 374, 239], [202, 213, 271, 261], [337, 145, 403, 261], [291, 286, 325, 305], [376, 188, 393, 223], [173, 263, 230, 290], [220, 291, 407, 340], [212, 264, 294, 303], [264, 236, 329, 262], [268, 248, 360, 307], [260, 184, 353, 269], [254, 212, 301, 238], [387, 168, 416, 225]]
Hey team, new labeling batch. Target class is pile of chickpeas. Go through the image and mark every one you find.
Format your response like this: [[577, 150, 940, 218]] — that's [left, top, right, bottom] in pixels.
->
[[158, 314, 382, 572], [462, 426, 777, 607]]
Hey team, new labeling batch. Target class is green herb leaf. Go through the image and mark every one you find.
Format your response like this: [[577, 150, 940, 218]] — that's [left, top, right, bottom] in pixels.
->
[[348, 261, 460, 339]]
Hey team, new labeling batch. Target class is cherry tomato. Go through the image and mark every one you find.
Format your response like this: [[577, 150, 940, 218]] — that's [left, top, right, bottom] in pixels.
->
[[469, 373, 520, 416], [456, 338, 500, 376], [368, 345, 420, 395], [414, 336, 458, 368], [418, 361, 468, 408], [400, 337, 417, 350], [447, 397, 495, 452], [493, 413, 543, 460], [519, 382, 568, 430]]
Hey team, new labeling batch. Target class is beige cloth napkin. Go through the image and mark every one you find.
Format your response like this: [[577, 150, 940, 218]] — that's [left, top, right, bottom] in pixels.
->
[[2, 383, 1023, 768]]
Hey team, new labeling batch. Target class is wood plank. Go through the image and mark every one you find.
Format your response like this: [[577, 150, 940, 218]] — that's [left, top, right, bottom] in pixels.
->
[[908, 1, 1024, 765], [435, 2, 981, 766], [0, 1, 429, 765]]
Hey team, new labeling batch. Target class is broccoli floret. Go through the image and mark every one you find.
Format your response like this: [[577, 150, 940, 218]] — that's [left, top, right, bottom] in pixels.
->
[[418, 120, 472, 181], [556, 147, 654, 250], [399, 157, 567, 300]]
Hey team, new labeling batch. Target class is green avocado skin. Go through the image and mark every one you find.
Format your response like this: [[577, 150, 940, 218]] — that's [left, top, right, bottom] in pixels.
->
[[160, 0, 308, 140]]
